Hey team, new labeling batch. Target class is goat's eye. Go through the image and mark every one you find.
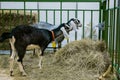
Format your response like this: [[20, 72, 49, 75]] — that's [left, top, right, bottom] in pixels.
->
[[74, 20, 79, 24]]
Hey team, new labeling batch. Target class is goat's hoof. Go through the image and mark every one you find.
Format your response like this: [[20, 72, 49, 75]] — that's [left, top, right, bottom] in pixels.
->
[[10, 74, 14, 76], [38, 65, 42, 69], [21, 72, 27, 76], [10, 71, 14, 76], [39, 66, 42, 69], [98, 75, 103, 80]]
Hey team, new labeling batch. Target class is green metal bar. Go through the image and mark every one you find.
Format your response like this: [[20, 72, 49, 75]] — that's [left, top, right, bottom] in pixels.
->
[[30, 10, 32, 17], [98, 1, 102, 40], [39, 10, 40, 21], [1, 10, 5, 49], [37, 2, 40, 22], [113, 0, 117, 68], [117, 8, 120, 73], [102, 0, 108, 49], [58, 1, 62, 48], [0, 9, 99, 11], [108, 10, 112, 55], [67, 10, 69, 20], [107, 0, 109, 49], [0, 0, 101, 2], [67, 10, 69, 43], [30, 10, 33, 23], [38, 10, 40, 22], [1, 9, 4, 29], [105, 10, 109, 47], [46, 10, 48, 22], [75, 2, 78, 18], [17, 10, 19, 25], [117, 0, 120, 73], [82, 10, 85, 38], [24, 1, 26, 24], [9, 10, 11, 29], [60, 1, 62, 24], [111, 0, 116, 71], [53, 10, 55, 25], [90, 10, 93, 39], [102, 0, 106, 40], [110, 9, 114, 71], [75, 2, 78, 40], [116, 8, 119, 71]]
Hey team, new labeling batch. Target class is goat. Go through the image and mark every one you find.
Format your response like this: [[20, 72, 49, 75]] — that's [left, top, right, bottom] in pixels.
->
[[29, 19, 80, 54], [0, 18, 82, 76], [31, 19, 81, 45]]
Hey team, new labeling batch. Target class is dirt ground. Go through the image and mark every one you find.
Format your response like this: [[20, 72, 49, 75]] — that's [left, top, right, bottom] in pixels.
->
[[0, 69, 13, 80], [0, 52, 117, 80], [0, 53, 69, 80]]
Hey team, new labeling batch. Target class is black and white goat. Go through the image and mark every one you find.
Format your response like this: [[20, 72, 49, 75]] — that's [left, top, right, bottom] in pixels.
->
[[0, 18, 82, 76]]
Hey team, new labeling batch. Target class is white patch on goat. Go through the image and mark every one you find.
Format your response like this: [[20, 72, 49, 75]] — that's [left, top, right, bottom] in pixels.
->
[[69, 21, 77, 31], [60, 27, 69, 39], [9, 36, 16, 75], [38, 55, 43, 69], [37, 49, 43, 69], [17, 62, 27, 76], [26, 44, 40, 50]]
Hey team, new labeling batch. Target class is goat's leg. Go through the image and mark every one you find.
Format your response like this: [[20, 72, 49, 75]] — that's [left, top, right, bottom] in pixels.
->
[[17, 61, 27, 76], [37, 49, 43, 69], [38, 55, 43, 69], [9, 50, 16, 76], [9, 36, 16, 76], [17, 49, 27, 76]]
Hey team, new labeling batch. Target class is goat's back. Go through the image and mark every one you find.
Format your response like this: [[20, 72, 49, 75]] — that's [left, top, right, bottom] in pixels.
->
[[12, 25, 52, 45]]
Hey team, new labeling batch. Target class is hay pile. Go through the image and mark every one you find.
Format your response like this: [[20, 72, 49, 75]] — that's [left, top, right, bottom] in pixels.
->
[[54, 39, 111, 80], [0, 11, 36, 27]]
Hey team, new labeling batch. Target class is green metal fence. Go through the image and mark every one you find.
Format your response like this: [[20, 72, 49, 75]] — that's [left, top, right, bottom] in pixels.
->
[[102, 0, 120, 76], [0, 0, 101, 49]]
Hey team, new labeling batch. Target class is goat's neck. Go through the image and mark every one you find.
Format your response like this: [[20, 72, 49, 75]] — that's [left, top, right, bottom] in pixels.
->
[[52, 27, 63, 38], [52, 23, 71, 39]]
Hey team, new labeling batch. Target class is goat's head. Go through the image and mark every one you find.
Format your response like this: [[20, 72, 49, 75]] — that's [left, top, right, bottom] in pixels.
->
[[95, 22, 105, 30], [66, 18, 82, 31]]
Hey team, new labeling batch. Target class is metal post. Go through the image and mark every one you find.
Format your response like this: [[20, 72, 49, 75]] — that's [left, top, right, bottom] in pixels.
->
[[119, 0, 120, 6], [24, 1, 26, 24], [117, 0, 120, 78], [75, 1, 78, 40], [0, 2, 1, 9], [82, 10, 85, 38], [37, 2, 40, 22], [101, 0, 106, 40], [58, 1, 62, 49], [99, 1, 102, 40]]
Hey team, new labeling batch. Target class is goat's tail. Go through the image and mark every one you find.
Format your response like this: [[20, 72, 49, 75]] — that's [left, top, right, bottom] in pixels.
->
[[0, 32, 12, 42]]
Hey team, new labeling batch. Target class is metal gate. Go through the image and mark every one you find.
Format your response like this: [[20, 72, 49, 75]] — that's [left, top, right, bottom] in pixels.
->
[[0, 0, 101, 49], [102, 0, 120, 76]]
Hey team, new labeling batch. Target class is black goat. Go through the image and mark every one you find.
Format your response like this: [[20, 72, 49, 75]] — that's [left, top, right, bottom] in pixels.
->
[[0, 18, 82, 76]]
